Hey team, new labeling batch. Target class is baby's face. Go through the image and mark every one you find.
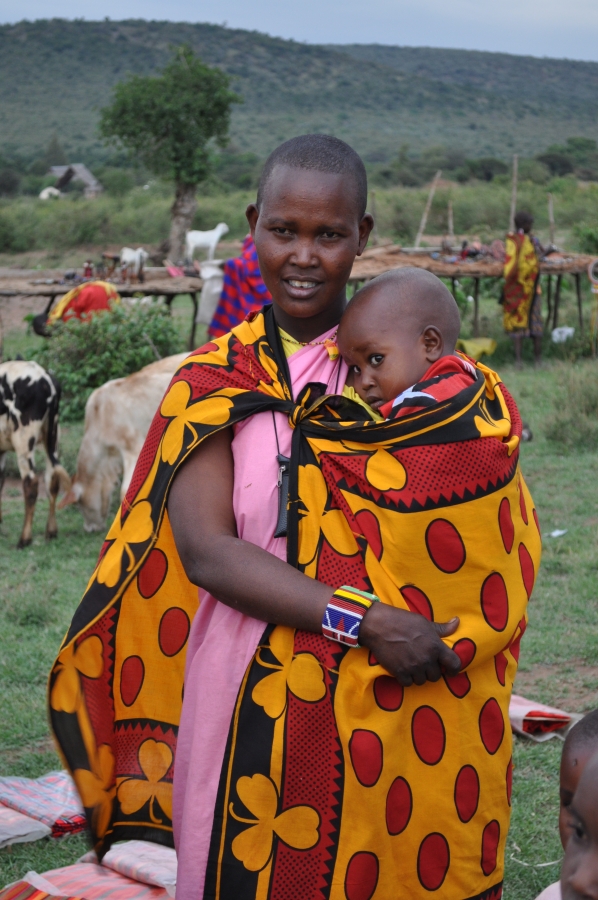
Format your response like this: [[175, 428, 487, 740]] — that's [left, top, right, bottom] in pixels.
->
[[337, 308, 430, 412], [561, 753, 598, 899], [560, 746, 594, 849]]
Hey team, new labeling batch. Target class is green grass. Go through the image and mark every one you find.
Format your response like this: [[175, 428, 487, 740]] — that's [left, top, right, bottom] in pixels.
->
[[0, 358, 596, 895]]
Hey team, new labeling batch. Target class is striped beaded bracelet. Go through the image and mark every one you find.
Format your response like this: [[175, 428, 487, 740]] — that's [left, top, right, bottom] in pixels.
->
[[322, 585, 380, 648]]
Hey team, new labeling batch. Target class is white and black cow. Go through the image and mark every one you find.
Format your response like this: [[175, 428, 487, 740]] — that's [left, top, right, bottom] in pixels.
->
[[0, 361, 71, 547]]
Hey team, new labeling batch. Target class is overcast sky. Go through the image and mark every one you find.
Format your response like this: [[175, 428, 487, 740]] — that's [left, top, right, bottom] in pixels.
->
[[3, 0, 598, 62]]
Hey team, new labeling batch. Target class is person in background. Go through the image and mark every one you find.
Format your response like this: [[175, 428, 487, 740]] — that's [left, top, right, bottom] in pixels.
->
[[536, 709, 598, 900], [208, 233, 272, 337], [503, 210, 544, 366]]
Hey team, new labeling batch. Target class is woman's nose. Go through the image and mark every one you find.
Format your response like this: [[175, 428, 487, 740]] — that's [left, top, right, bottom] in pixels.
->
[[290, 239, 318, 268]]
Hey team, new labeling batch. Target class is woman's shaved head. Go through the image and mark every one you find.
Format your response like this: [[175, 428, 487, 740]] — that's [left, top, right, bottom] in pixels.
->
[[257, 134, 368, 219], [346, 267, 461, 348]]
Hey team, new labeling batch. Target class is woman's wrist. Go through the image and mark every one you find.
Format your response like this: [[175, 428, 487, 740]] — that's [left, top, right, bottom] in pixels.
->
[[321, 586, 380, 647]]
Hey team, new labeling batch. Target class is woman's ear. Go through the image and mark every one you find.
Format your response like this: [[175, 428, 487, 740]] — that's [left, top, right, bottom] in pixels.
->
[[422, 326, 444, 361], [357, 214, 375, 255], [246, 203, 259, 236]]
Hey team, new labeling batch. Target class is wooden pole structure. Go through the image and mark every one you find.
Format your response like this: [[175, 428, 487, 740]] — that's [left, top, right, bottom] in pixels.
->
[[575, 273, 583, 331], [473, 277, 480, 338], [448, 199, 455, 242], [415, 170, 442, 249], [552, 274, 563, 330], [370, 190, 380, 246], [545, 275, 553, 328], [547, 192, 555, 245], [508, 155, 518, 233]]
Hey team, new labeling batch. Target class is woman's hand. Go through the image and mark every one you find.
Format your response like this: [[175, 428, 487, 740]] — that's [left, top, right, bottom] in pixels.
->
[[359, 603, 461, 686]]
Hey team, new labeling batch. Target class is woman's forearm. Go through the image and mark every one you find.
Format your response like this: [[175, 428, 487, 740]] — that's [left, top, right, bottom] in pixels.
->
[[184, 531, 332, 632]]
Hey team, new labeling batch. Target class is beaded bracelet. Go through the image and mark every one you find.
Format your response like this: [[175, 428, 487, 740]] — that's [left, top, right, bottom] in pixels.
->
[[322, 585, 380, 648]]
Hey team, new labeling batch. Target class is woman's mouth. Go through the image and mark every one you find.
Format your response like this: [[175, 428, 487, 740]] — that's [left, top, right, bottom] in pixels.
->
[[284, 278, 321, 299]]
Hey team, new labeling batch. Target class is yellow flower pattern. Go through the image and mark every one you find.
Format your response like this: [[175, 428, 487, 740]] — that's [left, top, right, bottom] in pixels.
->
[[297, 464, 358, 566], [97, 501, 154, 589], [230, 774, 319, 872], [160, 381, 234, 465], [74, 743, 115, 839], [117, 739, 173, 824], [50, 635, 104, 714], [252, 627, 326, 719]]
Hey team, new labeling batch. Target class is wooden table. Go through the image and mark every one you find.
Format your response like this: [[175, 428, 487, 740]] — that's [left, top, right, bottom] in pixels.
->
[[349, 247, 596, 336], [0, 277, 203, 350]]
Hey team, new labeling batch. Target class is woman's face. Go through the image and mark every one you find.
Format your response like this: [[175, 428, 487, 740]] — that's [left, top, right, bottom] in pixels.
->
[[246, 165, 372, 335]]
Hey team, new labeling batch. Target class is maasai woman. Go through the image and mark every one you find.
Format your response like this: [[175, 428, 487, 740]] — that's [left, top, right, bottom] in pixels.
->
[[50, 135, 540, 900], [503, 210, 543, 366]]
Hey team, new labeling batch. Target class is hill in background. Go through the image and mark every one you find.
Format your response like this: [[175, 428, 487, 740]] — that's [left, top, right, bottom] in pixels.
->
[[2, 19, 598, 167]]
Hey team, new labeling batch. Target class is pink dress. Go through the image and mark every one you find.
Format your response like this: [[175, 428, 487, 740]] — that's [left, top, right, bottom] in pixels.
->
[[172, 328, 347, 900]]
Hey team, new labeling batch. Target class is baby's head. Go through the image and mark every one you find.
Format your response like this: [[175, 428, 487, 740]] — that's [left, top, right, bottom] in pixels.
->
[[560, 710, 598, 848], [561, 747, 598, 899], [337, 267, 461, 412]]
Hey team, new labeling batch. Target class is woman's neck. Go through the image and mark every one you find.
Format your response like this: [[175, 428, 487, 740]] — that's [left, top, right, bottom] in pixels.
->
[[272, 295, 347, 343]]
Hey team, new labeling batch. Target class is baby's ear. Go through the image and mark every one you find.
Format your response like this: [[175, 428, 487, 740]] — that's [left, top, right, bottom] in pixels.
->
[[423, 325, 443, 360]]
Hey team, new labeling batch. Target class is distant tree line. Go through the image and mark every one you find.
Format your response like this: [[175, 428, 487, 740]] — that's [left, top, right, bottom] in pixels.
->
[[3, 135, 598, 204]]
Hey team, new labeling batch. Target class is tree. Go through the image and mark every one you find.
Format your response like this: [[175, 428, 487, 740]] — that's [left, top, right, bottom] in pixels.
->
[[99, 45, 240, 261]]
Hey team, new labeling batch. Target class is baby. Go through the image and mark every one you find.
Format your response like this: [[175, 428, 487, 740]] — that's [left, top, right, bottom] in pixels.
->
[[560, 745, 598, 899], [537, 709, 598, 900], [337, 267, 475, 418]]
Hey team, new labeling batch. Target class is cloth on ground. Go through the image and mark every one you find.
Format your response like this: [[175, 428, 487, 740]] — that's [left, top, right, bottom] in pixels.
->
[[40, 864, 168, 900], [0, 871, 81, 900], [79, 841, 176, 895], [0, 806, 51, 848], [0, 883, 79, 900], [208, 235, 271, 337], [0, 772, 85, 836], [509, 694, 582, 742], [380, 352, 476, 419]]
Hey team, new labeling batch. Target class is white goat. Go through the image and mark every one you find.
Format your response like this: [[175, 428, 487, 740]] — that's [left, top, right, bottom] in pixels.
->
[[120, 247, 149, 281], [185, 223, 229, 262]]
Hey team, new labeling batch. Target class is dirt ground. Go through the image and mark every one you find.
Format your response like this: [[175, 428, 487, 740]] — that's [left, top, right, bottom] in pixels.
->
[[515, 662, 598, 712]]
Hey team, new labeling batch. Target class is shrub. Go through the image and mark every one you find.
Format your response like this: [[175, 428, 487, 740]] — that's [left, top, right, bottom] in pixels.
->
[[34, 301, 183, 420], [544, 365, 598, 450], [574, 224, 598, 254]]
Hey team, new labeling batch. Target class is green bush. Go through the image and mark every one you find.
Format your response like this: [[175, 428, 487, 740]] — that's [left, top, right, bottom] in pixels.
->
[[544, 364, 598, 450], [34, 301, 183, 420], [574, 224, 598, 254]]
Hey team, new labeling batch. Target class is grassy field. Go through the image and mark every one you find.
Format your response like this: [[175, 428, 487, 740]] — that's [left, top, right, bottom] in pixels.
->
[[0, 312, 597, 894]]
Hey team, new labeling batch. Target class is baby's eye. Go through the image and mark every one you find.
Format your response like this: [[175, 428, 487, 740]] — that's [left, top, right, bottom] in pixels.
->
[[352, 365, 361, 375], [369, 354, 384, 367]]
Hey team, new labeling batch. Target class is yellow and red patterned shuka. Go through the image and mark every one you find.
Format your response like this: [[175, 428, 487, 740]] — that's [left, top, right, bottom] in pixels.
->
[[49, 306, 541, 900], [503, 233, 539, 333]]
